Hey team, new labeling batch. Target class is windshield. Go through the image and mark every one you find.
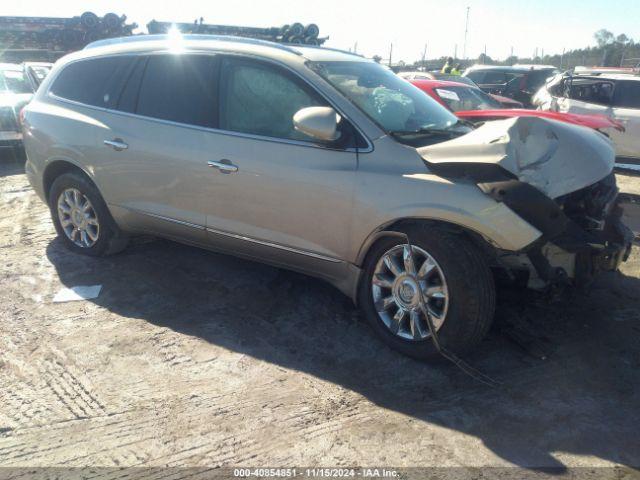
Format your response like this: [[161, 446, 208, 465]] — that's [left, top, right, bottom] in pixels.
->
[[434, 85, 502, 112], [310, 61, 464, 135], [0, 67, 33, 94]]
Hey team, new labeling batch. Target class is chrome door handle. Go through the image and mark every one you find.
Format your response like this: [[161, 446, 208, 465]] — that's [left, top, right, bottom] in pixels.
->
[[104, 139, 128, 151], [207, 160, 238, 173]]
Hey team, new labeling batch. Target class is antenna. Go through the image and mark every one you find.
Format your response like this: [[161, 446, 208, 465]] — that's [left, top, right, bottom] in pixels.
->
[[462, 6, 470, 60]]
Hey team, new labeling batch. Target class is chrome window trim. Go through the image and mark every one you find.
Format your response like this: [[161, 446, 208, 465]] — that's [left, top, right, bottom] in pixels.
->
[[206, 226, 343, 263], [45, 50, 374, 154]]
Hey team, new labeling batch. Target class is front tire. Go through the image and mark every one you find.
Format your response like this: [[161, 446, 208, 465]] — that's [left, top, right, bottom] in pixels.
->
[[358, 226, 495, 361], [48, 172, 128, 257]]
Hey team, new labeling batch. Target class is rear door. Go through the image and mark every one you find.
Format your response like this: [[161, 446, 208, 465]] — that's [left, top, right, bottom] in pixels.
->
[[610, 80, 640, 159], [94, 53, 220, 243]]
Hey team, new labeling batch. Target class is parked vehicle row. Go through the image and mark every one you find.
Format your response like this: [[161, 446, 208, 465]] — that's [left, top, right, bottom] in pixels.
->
[[409, 79, 624, 134], [462, 64, 560, 107], [0, 62, 51, 159], [401, 64, 640, 160], [21, 35, 632, 360], [397, 70, 524, 108]]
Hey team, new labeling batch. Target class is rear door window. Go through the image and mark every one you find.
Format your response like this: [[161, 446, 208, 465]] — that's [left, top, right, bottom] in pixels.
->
[[135, 54, 218, 128], [612, 81, 640, 109], [50, 56, 136, 108]]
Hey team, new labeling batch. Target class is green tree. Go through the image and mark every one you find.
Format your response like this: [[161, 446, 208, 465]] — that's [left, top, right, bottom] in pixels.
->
[[594, 29, 614, 47]]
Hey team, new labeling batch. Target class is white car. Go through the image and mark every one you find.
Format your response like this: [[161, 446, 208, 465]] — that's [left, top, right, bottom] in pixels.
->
[[533, 73, 640, 160]]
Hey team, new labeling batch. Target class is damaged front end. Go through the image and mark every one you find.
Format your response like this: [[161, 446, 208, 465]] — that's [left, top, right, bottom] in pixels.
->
[[419, 116, 633, 290], [481, 171, 632, 289]]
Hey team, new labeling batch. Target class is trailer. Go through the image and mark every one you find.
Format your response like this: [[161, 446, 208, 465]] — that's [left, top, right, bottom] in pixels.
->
[[0, 12, 137, 61], [147, 18, 326, 45]]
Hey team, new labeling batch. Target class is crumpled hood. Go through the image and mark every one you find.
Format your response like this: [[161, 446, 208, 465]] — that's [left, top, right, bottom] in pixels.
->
[[418, 116, 615, 199]]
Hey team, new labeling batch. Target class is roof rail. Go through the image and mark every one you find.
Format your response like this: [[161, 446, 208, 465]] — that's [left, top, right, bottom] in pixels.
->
[[287, 42, 363, 58], [84, 34, 302, 55]]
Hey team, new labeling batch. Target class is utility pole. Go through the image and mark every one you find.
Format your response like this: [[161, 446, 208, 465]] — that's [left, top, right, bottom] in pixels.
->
[[510, 46, 514, 58], [462, 6, 470, 60], [421, 43, 427, 66], [560, 47, 565, 68], [353, 41, 358, 54], [389, 42, 393, 66], [454, 44, 458, 59]]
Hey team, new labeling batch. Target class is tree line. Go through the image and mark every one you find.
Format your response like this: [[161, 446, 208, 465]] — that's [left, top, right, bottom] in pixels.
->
[[401, 29, 638, 71]]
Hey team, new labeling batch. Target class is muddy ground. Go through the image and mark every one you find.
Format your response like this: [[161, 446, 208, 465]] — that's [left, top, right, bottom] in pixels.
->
[[1, 157, 639, 476]]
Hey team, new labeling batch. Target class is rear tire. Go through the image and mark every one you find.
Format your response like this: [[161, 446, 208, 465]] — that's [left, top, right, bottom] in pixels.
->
[[358, 225, 495, 361], [48, 172, 128, 257]]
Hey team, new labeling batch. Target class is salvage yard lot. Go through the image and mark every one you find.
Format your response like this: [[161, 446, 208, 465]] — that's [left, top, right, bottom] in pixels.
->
[[1, 158, 639, 471]]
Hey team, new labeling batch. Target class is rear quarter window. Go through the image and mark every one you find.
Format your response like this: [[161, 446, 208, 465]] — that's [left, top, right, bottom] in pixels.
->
[[50, 56, 137, 109]]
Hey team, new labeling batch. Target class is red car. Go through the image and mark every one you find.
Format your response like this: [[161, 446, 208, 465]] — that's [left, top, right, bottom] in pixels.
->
[[411, 79, 625, 133]]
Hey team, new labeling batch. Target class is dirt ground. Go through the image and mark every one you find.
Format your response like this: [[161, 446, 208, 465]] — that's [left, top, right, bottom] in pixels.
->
[[1, 157, 639, 476]]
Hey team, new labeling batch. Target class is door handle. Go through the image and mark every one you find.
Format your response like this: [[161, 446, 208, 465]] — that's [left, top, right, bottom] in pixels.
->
[[104, 138, 128, 151], [207, 159, 238, 174]]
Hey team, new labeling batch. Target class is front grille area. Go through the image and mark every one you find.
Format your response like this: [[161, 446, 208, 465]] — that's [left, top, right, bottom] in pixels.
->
[[0, 107, 19, 132], [556, 173, 618, 231]]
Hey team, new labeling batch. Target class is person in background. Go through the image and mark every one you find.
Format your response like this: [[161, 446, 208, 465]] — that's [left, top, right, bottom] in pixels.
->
[[441, 57, 453, 74], [450, 63, 462, 75]]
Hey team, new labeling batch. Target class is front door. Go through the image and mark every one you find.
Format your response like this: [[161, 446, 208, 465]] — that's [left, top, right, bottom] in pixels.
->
[[201, 56, 359, 270]]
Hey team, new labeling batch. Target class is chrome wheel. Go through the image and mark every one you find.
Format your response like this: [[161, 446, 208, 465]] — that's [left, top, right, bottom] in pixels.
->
[[371, 244, 449, 341], [56, 188, 100, 248]]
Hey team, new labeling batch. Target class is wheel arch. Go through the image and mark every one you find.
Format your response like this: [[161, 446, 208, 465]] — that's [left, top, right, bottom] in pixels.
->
[[42, 159, 96, 204], [355, 217, 499, 269]]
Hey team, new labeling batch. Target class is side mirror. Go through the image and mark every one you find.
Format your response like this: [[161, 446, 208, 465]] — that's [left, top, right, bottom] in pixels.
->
[[293, 106, 341, 142]]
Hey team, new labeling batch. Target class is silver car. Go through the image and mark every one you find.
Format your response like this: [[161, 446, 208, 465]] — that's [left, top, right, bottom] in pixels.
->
[[22, 35, 632, 360]]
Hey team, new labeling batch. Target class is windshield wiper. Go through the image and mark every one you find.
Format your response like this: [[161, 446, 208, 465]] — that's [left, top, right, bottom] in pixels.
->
[[390, 120, 473, 137]]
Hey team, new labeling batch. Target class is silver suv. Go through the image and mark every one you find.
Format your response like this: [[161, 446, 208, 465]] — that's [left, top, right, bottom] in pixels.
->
[[23, 35, 632, 359]]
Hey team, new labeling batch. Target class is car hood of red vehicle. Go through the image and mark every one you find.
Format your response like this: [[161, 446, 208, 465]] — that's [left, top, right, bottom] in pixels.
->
[[455, 108, 624, 131]]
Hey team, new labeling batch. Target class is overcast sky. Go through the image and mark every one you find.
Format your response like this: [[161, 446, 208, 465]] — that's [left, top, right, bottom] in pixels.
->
[[3, 0, 639, 62]]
